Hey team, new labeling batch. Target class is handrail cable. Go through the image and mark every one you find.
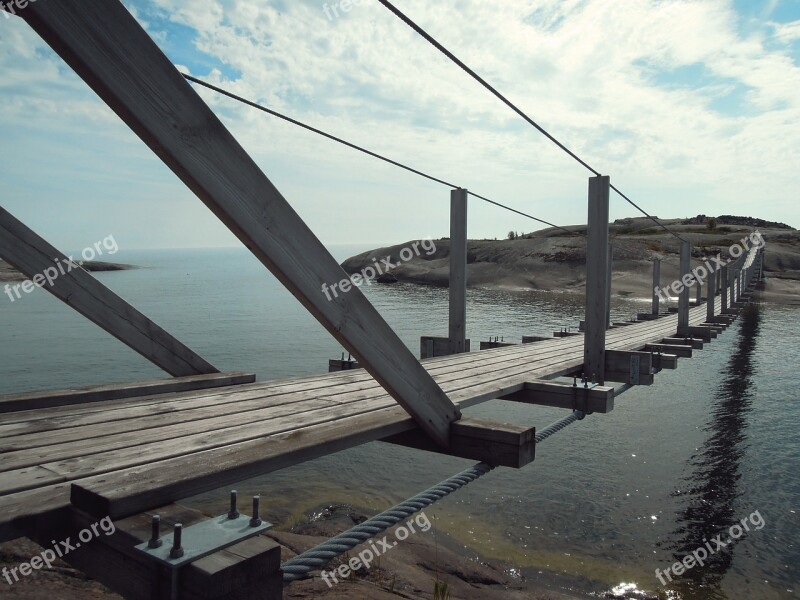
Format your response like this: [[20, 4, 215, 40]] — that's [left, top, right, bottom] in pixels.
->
[[182, 74, 577, 237], [375, 0, 688, 243]]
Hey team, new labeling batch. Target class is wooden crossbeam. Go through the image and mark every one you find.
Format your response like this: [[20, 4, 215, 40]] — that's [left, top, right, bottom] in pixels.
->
[[0, 372, 255, 413], [662, 337, 704, 349], [645, 343, 692, 358], [500, 380, 614, 414], [383, 417, 535, 468], [20, 0, 459, 447], [0, 207, 219, 377], [676, 325, 717, 341]]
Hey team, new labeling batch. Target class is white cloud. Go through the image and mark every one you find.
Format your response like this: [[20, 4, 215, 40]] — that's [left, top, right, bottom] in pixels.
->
[[0, 0, 797, 250]]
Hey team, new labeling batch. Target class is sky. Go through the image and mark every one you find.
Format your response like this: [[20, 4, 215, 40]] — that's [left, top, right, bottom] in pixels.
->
[[0, 0, 798, 251]]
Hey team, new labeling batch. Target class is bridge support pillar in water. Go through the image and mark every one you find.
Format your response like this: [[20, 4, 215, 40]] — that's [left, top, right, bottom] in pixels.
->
[[583, 175, 610, 385]]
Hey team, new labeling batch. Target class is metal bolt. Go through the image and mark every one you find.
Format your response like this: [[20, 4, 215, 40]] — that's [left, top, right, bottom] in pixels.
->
[[148, 515, 162, 549], [170, 524, 184, 559], [228, 490, 240, 520], [250, 496, 262, 527]]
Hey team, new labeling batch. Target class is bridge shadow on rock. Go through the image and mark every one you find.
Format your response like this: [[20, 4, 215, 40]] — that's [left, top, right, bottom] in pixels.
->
[[662, 303, 761, 600]]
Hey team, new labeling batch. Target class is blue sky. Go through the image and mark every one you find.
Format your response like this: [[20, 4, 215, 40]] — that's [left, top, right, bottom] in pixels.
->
[[1, 0, 798, 251]]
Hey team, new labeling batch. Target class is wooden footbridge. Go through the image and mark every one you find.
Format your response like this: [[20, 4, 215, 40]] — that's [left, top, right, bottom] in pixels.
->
[[1, 1, 767, 598]]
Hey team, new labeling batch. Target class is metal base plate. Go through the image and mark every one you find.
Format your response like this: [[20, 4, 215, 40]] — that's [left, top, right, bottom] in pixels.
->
[[135, 514, 272, 568]]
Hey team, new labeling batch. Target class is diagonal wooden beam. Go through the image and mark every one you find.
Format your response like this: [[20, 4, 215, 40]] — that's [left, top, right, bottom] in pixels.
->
[[17, 0, 459, 446], [0, 206, 219, 377]]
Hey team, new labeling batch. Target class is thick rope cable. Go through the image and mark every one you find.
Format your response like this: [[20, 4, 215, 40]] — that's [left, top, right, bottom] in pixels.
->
[[182, 74, 576, 236], [280, 410, 586, 582], [375, 0, 687, 243]]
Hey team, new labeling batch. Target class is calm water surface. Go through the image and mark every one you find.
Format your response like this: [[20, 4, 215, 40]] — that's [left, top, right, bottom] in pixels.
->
[[0, 247, 797, 599]]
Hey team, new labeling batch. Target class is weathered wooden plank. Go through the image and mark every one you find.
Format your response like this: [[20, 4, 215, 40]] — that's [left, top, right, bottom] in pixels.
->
[[383, 418, 535, 468], [449, 188, 468, 354], [0, 207, 218, 378], [19, 0, 459, 447], [0, 372, 254, 414], [584, 176, 610, 384]]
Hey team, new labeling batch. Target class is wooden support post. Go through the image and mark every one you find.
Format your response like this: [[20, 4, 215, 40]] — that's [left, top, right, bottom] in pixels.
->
[[0, 207, 219, 377], [583, 176, 610, 385], [706, 268, 716, 323], [652, 258, 661, 315], [606, 243, 613, 329], [695, 275, 702, 304], [19, 0, 460, 447], [678, 241, 691, 330], [449, 188, 468, 354], [721, 265, 729, 313]]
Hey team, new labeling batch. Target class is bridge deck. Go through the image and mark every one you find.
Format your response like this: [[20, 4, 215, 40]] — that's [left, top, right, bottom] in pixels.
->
[[0, 300, 725, 540]]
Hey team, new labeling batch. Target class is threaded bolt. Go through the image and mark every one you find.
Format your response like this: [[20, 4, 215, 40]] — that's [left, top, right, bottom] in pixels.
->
[[148, 515, 162, 549], [250, 496, 262, 527], [228, 490, 240, 520], [170, 523, 184, 559]]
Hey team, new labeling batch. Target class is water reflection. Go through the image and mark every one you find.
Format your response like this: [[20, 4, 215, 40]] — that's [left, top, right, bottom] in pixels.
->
[[664, 304, 761, 599]]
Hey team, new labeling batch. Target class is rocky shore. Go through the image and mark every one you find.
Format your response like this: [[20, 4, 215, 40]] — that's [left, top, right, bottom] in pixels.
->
[[341, 217, 800, 305]]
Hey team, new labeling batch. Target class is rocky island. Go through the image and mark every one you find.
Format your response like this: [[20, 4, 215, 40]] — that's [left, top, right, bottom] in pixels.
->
[[341, 215, 800, 304]]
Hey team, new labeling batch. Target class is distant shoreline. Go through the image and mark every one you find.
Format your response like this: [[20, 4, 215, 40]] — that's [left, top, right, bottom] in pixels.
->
[[0, 259, 136, 282]]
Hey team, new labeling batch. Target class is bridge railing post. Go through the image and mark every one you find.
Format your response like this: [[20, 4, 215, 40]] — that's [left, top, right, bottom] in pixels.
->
[[583, 175, 610, 385], [678, 241, 691, 330], [652, 258, 661, 315], [721, 265, 729, 312], [695, 272, 702, 305], [448, 188, 468, 354], [706, 267, 716, 322], [606, 243, 613, 328]]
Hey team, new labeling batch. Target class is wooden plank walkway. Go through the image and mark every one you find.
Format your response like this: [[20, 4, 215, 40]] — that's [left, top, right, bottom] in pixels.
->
[[0, 299, 733, 541]]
